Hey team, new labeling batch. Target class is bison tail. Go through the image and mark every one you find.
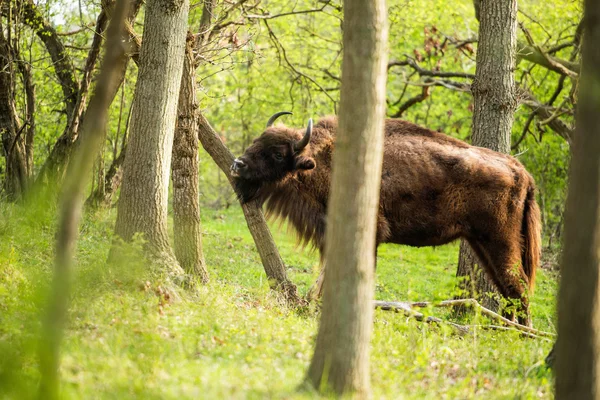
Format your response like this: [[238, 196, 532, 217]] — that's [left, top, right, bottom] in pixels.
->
[[522, 182, 542, 293]]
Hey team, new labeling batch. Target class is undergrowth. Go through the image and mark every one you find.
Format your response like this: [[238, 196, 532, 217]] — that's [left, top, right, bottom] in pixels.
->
[[0, 200, 556, 399]]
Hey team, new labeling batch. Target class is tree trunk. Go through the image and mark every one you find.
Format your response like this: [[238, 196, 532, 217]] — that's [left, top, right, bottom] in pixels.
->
[[0, 26, 28, 199], [555, 1, 600, 397], [456, 0, 517, 313], [35, 9, 107, 184], [37, 1, 142, 185], [306, 0, 388, 395], [196, 113, 301, 302], [86, 146, 126, 208], [171, 35, 209, 281], [113, 0, 189, 271], [38, 1, 130, 396], [87, 74, 134, 208]]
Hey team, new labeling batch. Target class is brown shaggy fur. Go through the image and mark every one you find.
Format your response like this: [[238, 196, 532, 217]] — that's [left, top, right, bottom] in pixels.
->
[[232, 116, 542, 324]]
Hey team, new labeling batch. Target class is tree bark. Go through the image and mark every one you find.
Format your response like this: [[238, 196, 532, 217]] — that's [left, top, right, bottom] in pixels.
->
[[37, 1, 130, 396], [196, 113, 301, 302], [306, 0, 388, 395], [114, 0, 189, 271], [0, 26, 28, 199], [555, 1, 600, 397], [456, 0, 518, 313], [171, 35, 209, 281]]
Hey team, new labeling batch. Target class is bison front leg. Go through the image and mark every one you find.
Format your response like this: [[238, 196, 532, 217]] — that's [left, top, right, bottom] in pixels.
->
[[307, 267, 325, 301]]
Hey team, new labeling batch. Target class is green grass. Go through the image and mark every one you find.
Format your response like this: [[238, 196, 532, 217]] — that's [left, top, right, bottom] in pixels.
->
[[0, 201, 556, 399]]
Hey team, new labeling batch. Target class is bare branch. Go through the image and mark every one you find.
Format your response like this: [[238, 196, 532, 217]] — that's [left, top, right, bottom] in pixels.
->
[[390, 86, 430, 118], [264, 19, 337, 108], [388, 57, 475, 79], [245, 1, 332, 20], [4, 0, 80, 119], [520, 89, 574, 145], [518, 23, 579, 77], [512, 112, 536, 150], [374, 299, 556, 338]]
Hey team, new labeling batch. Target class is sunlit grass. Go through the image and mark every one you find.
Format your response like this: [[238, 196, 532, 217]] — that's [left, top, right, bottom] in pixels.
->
[[0, 201, 555, 399]]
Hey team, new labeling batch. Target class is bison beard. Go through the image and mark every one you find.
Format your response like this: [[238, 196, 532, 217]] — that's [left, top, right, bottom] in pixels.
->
[[232, 115, 542, 326]]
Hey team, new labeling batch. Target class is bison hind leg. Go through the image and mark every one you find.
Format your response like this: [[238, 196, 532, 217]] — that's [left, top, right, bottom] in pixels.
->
[[477, 237, 532, 326]]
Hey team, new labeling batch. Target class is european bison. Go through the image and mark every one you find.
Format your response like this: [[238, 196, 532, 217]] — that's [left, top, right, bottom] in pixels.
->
[[231, 112, 541, 325]]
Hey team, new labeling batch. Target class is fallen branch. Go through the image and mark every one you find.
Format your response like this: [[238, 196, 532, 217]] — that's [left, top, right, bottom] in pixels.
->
[[374, 299, 556, 339], [375, 300, 471, 335]]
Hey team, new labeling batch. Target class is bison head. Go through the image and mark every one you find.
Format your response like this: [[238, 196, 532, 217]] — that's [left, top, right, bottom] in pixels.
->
[[231, 112, 315, 203]]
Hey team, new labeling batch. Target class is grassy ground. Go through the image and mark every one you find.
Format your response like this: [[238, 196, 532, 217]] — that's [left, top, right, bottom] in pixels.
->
[[0, 200, 556, 399]]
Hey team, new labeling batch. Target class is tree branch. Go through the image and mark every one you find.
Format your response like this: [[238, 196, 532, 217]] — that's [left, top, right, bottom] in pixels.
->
[[263, 19, 337, 108], [374, 299, 556, 338], [390, 86, 430, 118], [388, 57, 475, 79], [518, 23, 579, 77], [4, 0, 80, 119]]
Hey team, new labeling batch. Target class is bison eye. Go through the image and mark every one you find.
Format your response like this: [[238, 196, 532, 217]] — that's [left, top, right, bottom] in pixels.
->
[[273, 152, 284, 161]]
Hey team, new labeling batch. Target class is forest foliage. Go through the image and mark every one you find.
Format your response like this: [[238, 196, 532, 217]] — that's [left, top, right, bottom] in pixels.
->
[[0, 0, 579, 245], [0, 0, 583, 397]]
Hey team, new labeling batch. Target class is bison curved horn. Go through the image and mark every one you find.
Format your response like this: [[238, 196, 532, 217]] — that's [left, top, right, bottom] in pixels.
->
[[294, 118, 313, 152], [266, 111, 293, 128]]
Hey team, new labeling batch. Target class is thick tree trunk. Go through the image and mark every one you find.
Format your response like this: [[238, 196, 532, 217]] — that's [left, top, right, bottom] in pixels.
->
[[196, 113, 301, 302], [0, 27, 28, 199], [306, 0, 388, 395], [456, 0, 517, 313], [555, 1, 600, 397], [171, 36, 209, 281], [114, 0, 189, 271]]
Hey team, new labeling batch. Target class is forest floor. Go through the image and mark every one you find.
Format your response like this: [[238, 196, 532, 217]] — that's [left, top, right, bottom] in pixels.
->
[[0, 200, 556, 399]]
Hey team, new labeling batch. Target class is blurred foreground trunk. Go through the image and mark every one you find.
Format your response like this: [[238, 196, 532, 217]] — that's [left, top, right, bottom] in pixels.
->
[[38, 1, 130, 397], [306, 0, 388, 394], [555, 0, 600, 397]]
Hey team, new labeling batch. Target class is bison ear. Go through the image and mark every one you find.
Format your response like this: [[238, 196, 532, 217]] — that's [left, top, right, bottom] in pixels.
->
[[296, 157, 316, 170]]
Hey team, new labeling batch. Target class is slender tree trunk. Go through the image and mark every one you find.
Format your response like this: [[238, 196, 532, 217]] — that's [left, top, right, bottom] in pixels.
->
[[555, 1, 600, 397], [87, 77, 133, 208], [14, 51, 35, 178], [114, 0, 189, 270], [306, 0, 388, 395], [456, 0, 518, 313], [86, 146, 126, 207], [197, 113, 301, 302], [171, 35, 209, 281], [38, 1, 130, 396]]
